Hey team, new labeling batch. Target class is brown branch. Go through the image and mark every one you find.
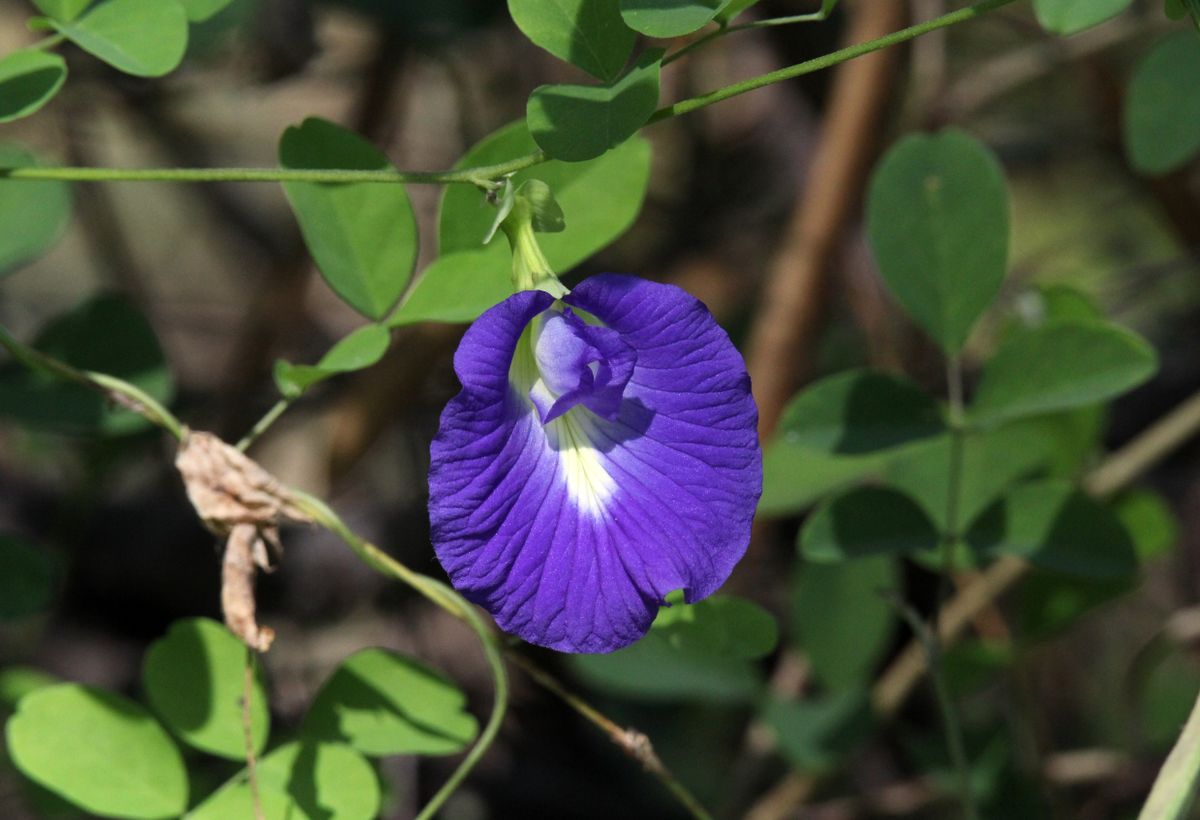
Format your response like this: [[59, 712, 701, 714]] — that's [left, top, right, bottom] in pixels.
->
[[743, 0, 908, 439]]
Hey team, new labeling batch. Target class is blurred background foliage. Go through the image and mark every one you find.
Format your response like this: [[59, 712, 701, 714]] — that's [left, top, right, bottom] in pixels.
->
[[2, 0, 1200, 817]]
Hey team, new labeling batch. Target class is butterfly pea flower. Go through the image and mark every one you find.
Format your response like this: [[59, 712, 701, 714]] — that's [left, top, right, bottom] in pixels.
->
[[428, 271, 762, 654]]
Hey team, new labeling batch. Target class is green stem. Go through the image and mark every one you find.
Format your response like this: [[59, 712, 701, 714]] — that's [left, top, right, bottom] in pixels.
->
[[650, 0, 1021, 124], [0, 152, 545, 189], [237, 398, 292, 452], [1, 0, 1021, 188], [663, 11, 830, 67], [937, 355, 977, 820], [289, 490, 508, 820], [0, 323, 184, 440]]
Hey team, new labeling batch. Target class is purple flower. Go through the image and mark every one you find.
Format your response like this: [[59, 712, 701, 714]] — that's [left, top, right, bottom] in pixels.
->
[[429, 274, 762, 654]]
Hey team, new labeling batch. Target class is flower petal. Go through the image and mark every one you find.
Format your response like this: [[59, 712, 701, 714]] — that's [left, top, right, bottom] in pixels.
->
[[429, 275, 761, 653]]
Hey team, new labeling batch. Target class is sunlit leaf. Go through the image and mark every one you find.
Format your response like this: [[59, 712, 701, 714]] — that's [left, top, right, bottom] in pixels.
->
[[758, 442, 886, 517], [619, 0, 723, 37], [303, 649, 478, 756], [800, 486, 939, 561], [508, 0, 636, 82], [526, 49, 662, 162], [1033, 0, 1133, 34], [31, 0, 93, 22], [274, 324, 390, 398], [52, 0, 189, 78], [7, 684, 188, 819], [280, 118, 418, 321], [189, 742, 380, 820], [142, 618, 269, 760], [0, 51, 67, 123]]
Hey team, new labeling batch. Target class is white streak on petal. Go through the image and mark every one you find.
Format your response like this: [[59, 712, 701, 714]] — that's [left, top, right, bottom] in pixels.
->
[[544, 410, 616, 517]]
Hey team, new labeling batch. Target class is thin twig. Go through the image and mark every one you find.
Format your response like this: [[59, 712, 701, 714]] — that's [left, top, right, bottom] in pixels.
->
[[241, 648, 264, 820]]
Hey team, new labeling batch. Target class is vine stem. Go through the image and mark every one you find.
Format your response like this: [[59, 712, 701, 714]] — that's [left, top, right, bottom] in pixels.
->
[[935, 355, 978, 820], [2, 0, 1022, 189]]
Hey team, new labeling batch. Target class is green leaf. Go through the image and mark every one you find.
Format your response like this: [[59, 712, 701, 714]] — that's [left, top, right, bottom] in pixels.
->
[[758, 443, 886, 517], [866, 129, 1009, 354], [761, 692, 872, 773], [6, 684, 188, 818], [884, 419, 1056, 533], [526, 49, 662, 162], [508, 0, 636, 82], [793, 557, 897, 689], [31, 0, 92, 22], [142, 618, 269, 760], [970, 319, 1157, 428], [618, 0, 723, 37], [280, 118, 418, 320], [1125, 32, 1200, 176], [777, 369, 944, 455], [303, 649, 478, 756], [1115, 489, 1178, 562], [800, 486, 939, 562], [0, 51, 67, 123], [189, 741, 380, 820], [395, 122, 651, 326], [0, 667, 58, 712], [179, 0, 235, 22], [439, 119, 651, 261], [0, 145, 71, 275], [273, 323, 390, 398], [570, 595, 777, 703], [52, 0, 189, 78], [968, 480, 1138, 579], [714, 0, 759, 24], [0, 293, 174, 435], [0, 535, 55, 619], [1033, 0, 1133, 34]]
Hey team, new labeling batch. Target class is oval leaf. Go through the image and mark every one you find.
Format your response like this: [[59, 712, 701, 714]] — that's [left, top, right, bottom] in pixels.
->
[[761, 692, 873, 773], [0, 535, 55, 620], [1034, 0, 1133, 34], [866, 129, 1010, 354], [281, 118, 419, 321], [0, 145, 71, 275], [0, 293, 174, 435], [527, 49, 662, 162], [142, 618, 269, 760], [53, 0, 189, 78], [793, 557, 897, 689], [273, 323, 390, 398], [778, 369, 944, 455], [570, 595, 776, 703], [0, 51, 67, 123], [800, 486, 939, 562], [6, 684, 188, 819], [508, 0, 636, 82], [970, 319, 1157, 428], [31, 0, 93, 21], [189, 741, 380, 820], [302, 649, 478, 756], [619, 0, 723, 37], [1125, 32, 1200, 176], [395, 121, 651, 326], [884, 419, 1057, 533], [758, 443, 887, 517], [968, 480, 1138, 580]]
